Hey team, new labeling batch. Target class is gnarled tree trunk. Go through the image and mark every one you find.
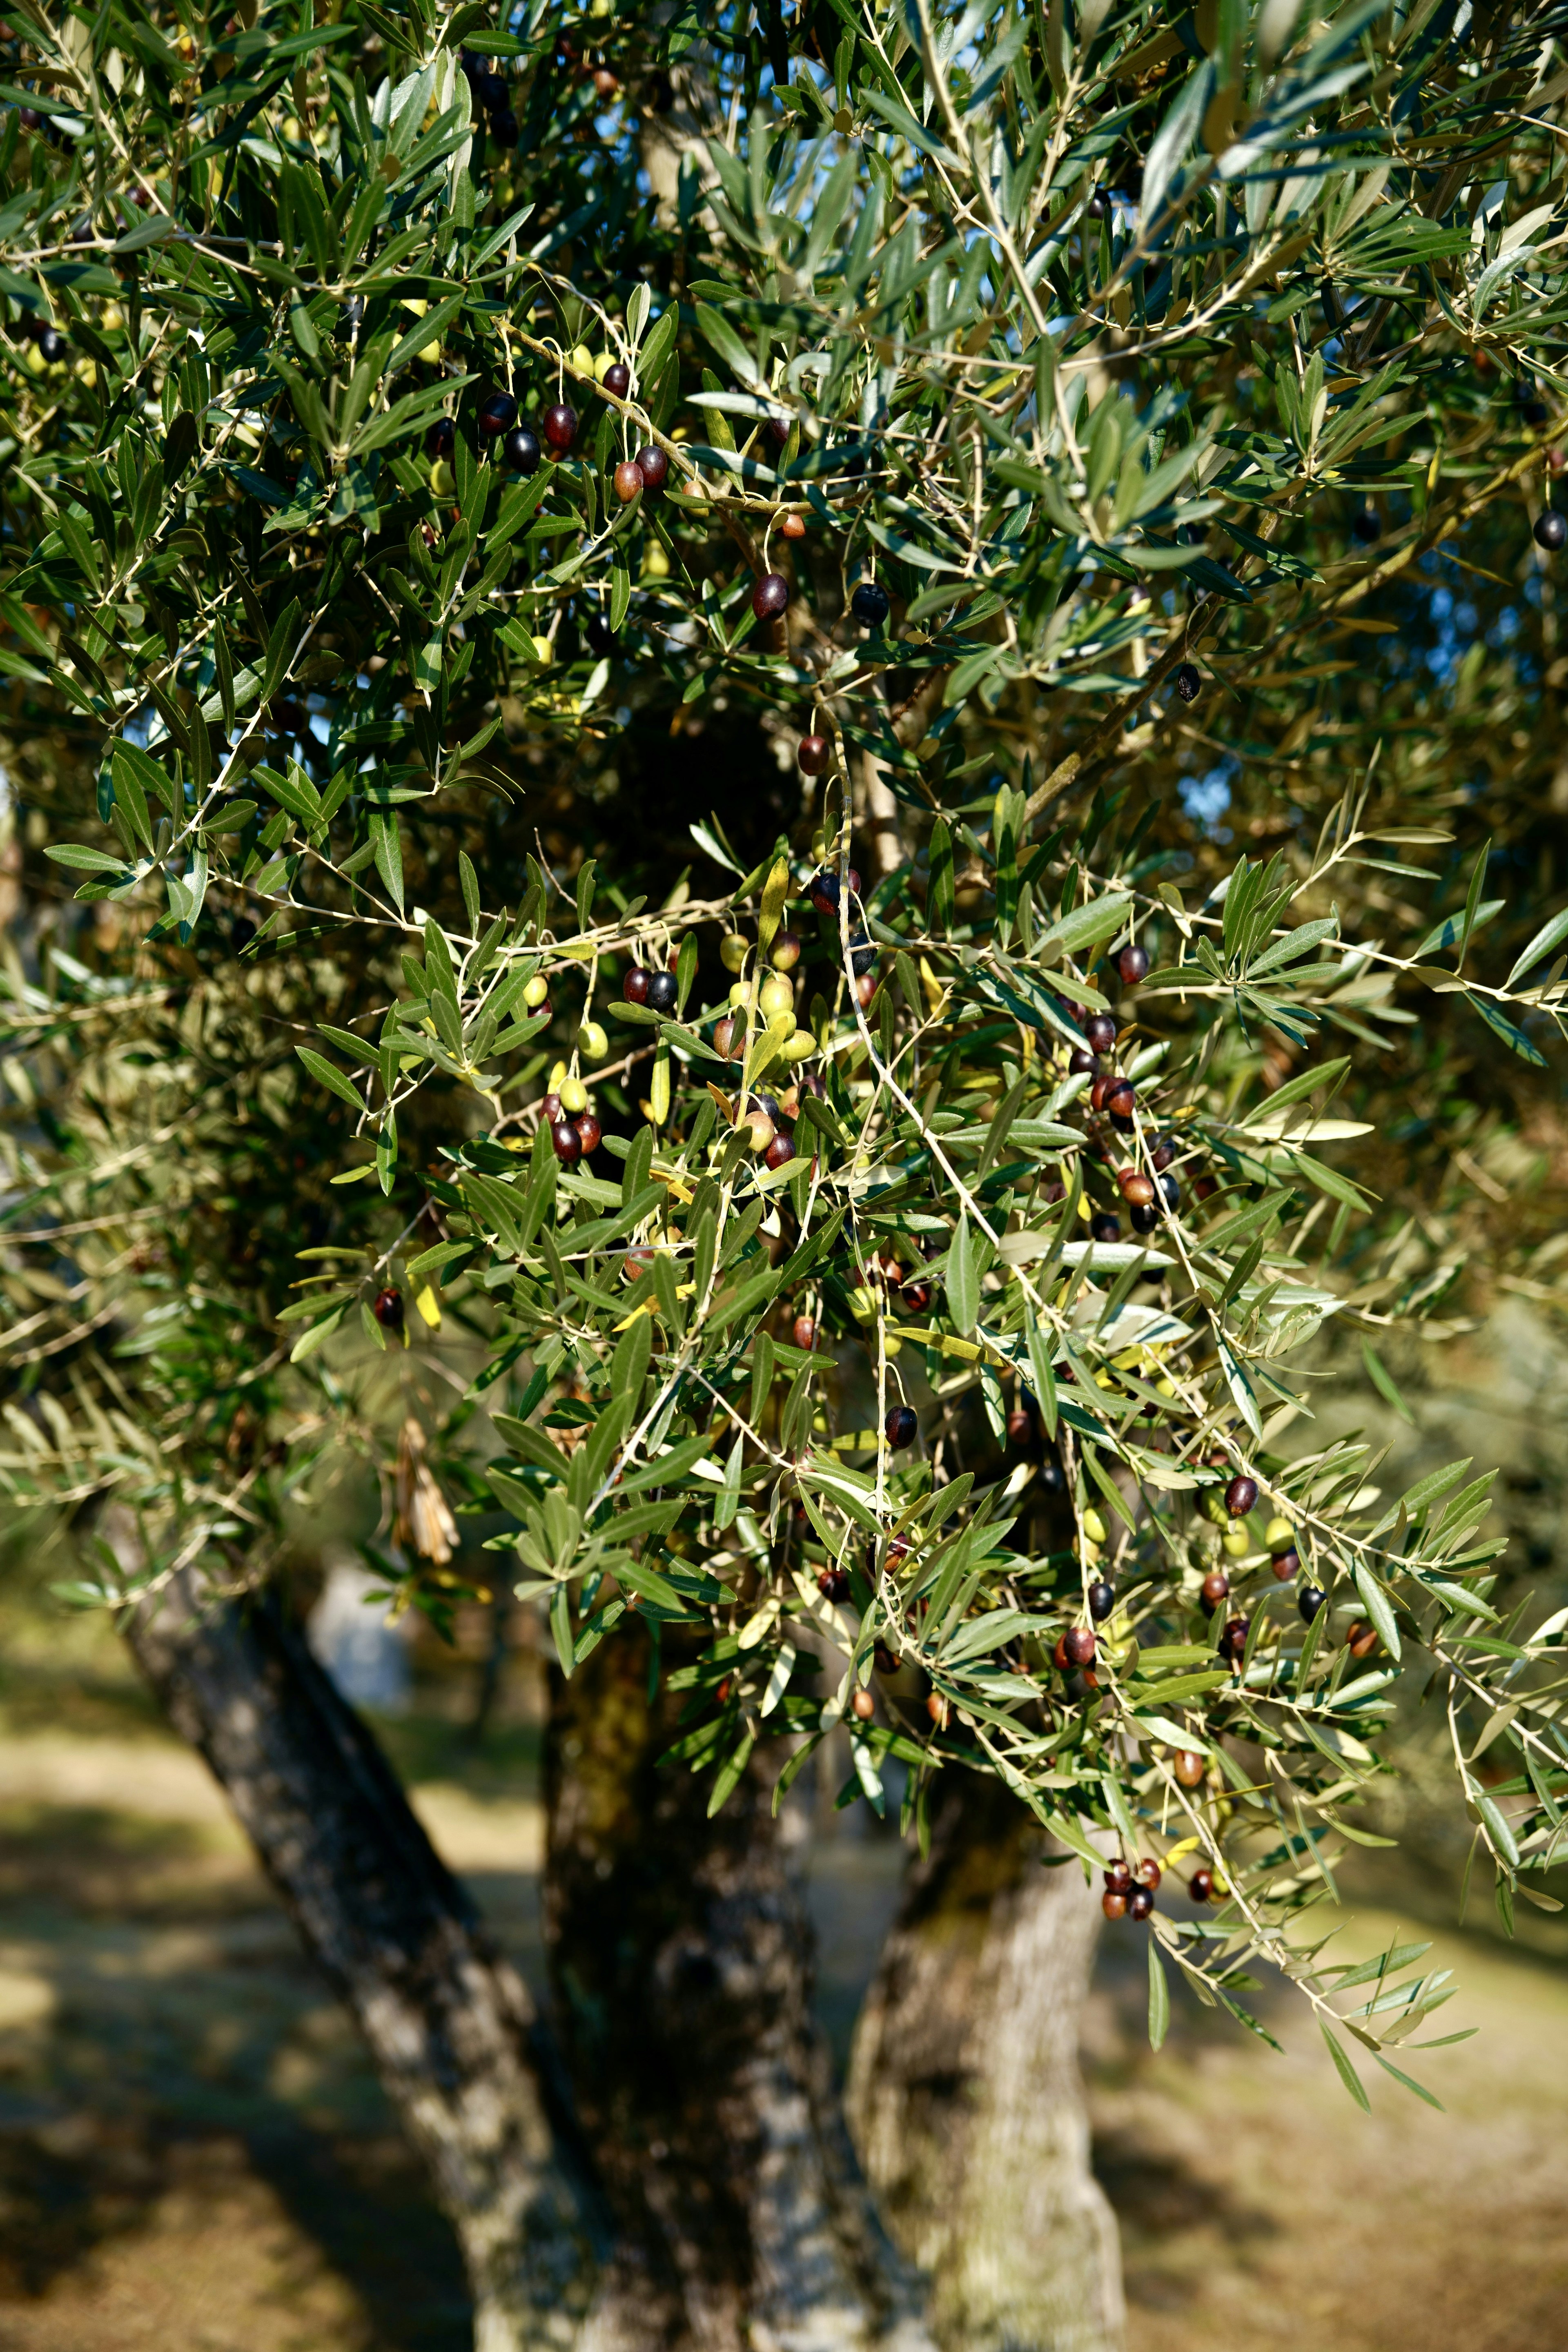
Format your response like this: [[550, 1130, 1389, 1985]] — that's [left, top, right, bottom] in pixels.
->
[[846, 1774, 1125, 2352], [128, 1571, 933, 2352], [545, 1625, 930, 2352]]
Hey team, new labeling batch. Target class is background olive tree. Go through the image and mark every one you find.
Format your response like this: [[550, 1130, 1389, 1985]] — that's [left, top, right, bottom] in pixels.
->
[[4, 3, 1568, 2348]]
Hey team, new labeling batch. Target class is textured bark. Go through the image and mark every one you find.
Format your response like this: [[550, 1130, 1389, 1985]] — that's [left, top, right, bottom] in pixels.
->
[[126, 1569, 635, 2352], [546, 1626, 932, 2352], [846, 1775, 1125, 2352]]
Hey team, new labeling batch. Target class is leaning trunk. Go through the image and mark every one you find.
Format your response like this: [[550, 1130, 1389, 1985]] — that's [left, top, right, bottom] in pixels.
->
[[846, 1773, 1125, 2352], [127, 1567, 623, 2352], [545, 1623, 931, 2352]]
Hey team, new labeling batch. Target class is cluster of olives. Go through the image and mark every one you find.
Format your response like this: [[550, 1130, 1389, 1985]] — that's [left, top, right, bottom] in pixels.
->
[[1102, 1851, 1216, 1922]]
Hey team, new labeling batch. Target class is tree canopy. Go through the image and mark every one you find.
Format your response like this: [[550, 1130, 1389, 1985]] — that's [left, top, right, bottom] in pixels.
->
[[3, 0, 1568, 2109]]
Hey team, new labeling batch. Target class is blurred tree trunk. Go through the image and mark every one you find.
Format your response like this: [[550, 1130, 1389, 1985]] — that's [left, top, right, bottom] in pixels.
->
[[127, 1571, 933, 2351], [846, 1774, 1125, 2352], [544, 1624, 930, 2352]]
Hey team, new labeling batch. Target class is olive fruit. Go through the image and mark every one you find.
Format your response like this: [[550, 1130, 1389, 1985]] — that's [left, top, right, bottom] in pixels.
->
[[1174, 662, 1201, 703], [752, 572, 790, 620], [635, 444, 668, 491], [793, 1315, 816, 1351], [602, 361, 630, 399], [1127, 1886, 1155, 1922], [1298, 1583, 1325, 1624], [426, 419, 454, 463], [1085, 1012, 1117, 1054], [1351, 506, 1380, 543], [1189, 1866, 1215, 1902], [1150, 1134, 1177, 1172], [479, 390, 518, 437], [543, 402, 578, 452], [1087, 189, 1110, 220], [712, 1015, 742, 1060], [575, 1113, 603, 1156], [1102, 1890, 1128, 1920], [551, 1118, 583, 1166], [623, 968, 651, 1006], [1225, 1474, 1258, 1517], [771, 929, 802, 971], [798, 733, 831, 775], [372, 1286, 404, 1331], [1159, 1173, 1180, 1211], [808, 869, 840, 915], [818, 1565, 851, 1603], [764, 1133, 795, 1170], [1063, 1626, 1096, 1668], [471, 67, 507, 108], [1173, 1750, 1206, 1788], [851, 1686, 876, 1722], [781, 509, 806, 539], [1346, 1620, 1379, 1659], [1134, 1857, 1162, 1890], [1006, 1406, 1035, 1446], [719, 933, 748, 973], [1116, 941, 1149, 984], [585, 614, 617, 658], [522, 973, 550, 1009], [885, 1403, 918, 1449], [613, 458, 644, 502], [1069, 1047, 1098, 1076], [1089, 1212, 1120, 1243], [1535, 510, 1567, 552], [645, 970, 678, 1016], [1219, 1614, 1250, 1661], [1131, 1201, 1160, 1234], [1200, 1569, 1230, 1607], [558, 1075, 588, 1114], [36, 326, 67, 364], [1104, 1859, 1133, 1893], [1118, 1169, 1156, 1206], [503, 426, 540, 474], [490, 109, 519, 148], [850, 580, 890, 626], [1104, 1079, 1136, 1125], [1088, 1579, 1116, 1622], [593, 66, 618, 98]]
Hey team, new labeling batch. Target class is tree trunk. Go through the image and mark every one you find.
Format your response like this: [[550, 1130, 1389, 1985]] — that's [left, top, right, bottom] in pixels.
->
[[127, 1568, 627, 2352], [127, 1571, 934, 2352], [545, 1625, 931, 2352], [846, 1774, 1125, 2352]]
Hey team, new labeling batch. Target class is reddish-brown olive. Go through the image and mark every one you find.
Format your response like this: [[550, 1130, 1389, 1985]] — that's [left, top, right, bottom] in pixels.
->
[[550, 1118, 584, 1167], [623, 1245, 656, 1282], [818, 1565, 851, 1603], [927, 1690, 949, 1727], [765, 1133, 795, 1170], [1135, 1857, 1162, 1891], [602, 361, 630, 399], [1127, 1886, 1155, 1921], [792, 1315, 816, 1351], [752, 572, 790, 620], [1118, 1168, 1156, 1206], [1173, 1750, 1206, 1788], [1085, 1012, 1117, 1054], [780, 509, 806, 539], [1272, 1547, 1300, 1581], [1064, 1626, 1097, 1668], [1150, 1134, 1177, 1172], [1117, 942, 1149, 984], [1104, 1859, 1133, 1893], [1006, 1406, 1035, 1446], [712, 1015, 742, 1061], [1220, 1614, 1250, 1661], [1346, 1619, 1379, 1659], [543, 402, 577, 452], [851, 1685, 876, 1722], [612, 458, 644, 502], [372, 1286, 404, 1331], [1189, 1866, 1215, 1903], [623, 968, 650, 1006], [635, 443, 668, 491], [1102, 1890, 1128, 1920], [575, 1113, 602, 1156], [1104, 1079, 1136, 1124], [886, 1403, 918, 1449], [1225, 1474, 1258, 1517], [798, 733, 831, 775]]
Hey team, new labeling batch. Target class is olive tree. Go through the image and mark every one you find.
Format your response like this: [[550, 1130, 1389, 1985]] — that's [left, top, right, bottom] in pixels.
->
[[4, 3, 1568, 2348]]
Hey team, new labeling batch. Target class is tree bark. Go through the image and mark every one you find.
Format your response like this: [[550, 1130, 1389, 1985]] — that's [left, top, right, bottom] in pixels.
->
[[846, 1774, 1125, 2352], [127, 1568, 629, 2352], [545, 1625, 931, 2352], [127, 1572, 935, 2352]]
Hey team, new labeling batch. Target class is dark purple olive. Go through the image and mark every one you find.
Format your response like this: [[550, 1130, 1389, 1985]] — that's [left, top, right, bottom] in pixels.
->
[[1116, 942, 1149, 984], [1535, 511, 1566, 552], [427, 417, 455, 460], [543, 403, 577, 453], [1088, 1580, 1116, 1621], [885, 1403, 918, 1449], [1063, 1626, 1096, 1668], [503, 426, 540, 474], [1174, 662, 1201, 704], [479, 390, 518, 437], [1225, 1474, 1258, 1517], [851, 579, 890, 626], [752, 572, 790, 620], [1127, 1886, 1154, 1921], [602, 361, 630, 399], [490, 109, 519, 148], [1089, 1212, 1120, 1243], [646, 970, 678, 1016], [372, 1286, 403, 1331], [1085, 1013, 1116, 1054], [551, 1118, 583, 1167], [635, 444, 668, 491], [1219, 1614, 1250, 1661]]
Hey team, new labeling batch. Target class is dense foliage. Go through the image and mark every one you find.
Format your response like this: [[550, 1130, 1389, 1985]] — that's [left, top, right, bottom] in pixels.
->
[[4, 0, 1568, 2105]]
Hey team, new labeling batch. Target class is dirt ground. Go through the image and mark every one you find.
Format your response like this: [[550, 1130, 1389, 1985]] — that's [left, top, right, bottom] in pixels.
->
[[0, 1704, 1563, 2352]]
